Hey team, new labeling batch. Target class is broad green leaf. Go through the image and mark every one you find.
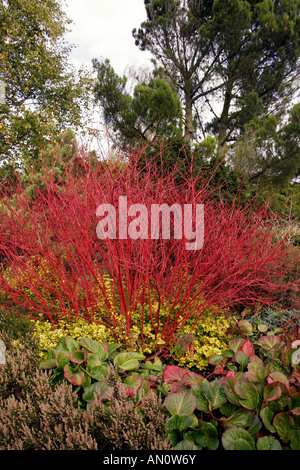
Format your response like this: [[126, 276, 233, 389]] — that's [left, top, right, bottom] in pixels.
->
[[273, 412, 295, 443], [256, 436, 282, 450], [174, 440, 198, 450], [63, 364, 85, 386], [234, 380, 260, 410], [258, 323, 268, 333], [168, 429, 182, 447], [260, 406, 276, 433], [266, 359, 290, 376], [164, 390, 196, 416], [263, 382, 282, 402], [221, 349, 235, 358], [220, 402, 239, 418], [244, 355, 265, 381], [82, 380, 112, 403], [238, 320, 253, 333], [124, 375, 143, 391], [223, 409, 254, 428], [234, 350, 249, 370], [87, 353, 101, 368], [69, 350, 86, 364], [247, 415, 262, 435], [89, 364, 107, 380], [114, 352, 146, 371], [194, 422, 219, 450], [223, 376, 241, 406], [258, 335, 281, 351], [291, 430, 300, 450], [194, 384, 210, 413], [39, 358, 57, 369], [208, 354, 225, 365], [64, 336, 80, 352], [55, 350, 69, 370], [145, 357, 163, 371], [79, 337, 108, 361], [228, 338, 245, 354], [267, 371, 289, 386], [207, 380, 227, 410], [106, 343, 122, 360], [81, 371, 91, 388], [166, 414, 198, 432], [222, 426, 255, 450]]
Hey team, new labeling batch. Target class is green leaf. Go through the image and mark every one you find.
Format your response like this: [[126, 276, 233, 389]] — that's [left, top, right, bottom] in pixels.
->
[[273, 412, 295, 443], [87, 353, 101, 368], [55, 350, 69, 370], [260, 406, 276, 433], [228, 338, 245, 354], [164, 390, 196, 416], [238, 320, 253, 334], [258, 335, 281, 351], [267, 372, 289, 386], [64, 336, 80, 352], [234, 380, 260, 410], [194, 383, 210, 412], [69, 350, 86, 364], [79, 337, 108, 361], [106, 343, 122, 360], [174, 440, 198, 450], [244, 355, 265, 381], [223, 409, 254, 428], [258, 323, 268, 333], [256, 436, 282, 450], [89, 364, 107, 381], [166, 414, 198, 432], [222, 426, 255, 450], [291, 430, 300, 450], [114, 352, 146, 371], [208, 354, 225, 365], [39, 358, 57, 369], [235, 350, 249, 370], [81, 371, 91, 388], [124, 375, 143, 391], [82, 380, 112, 403], [220, 402, 239, 417], [145, 357, 163, 371], [263, 382, 282, 402], [247, 415, 262, 435], [206, 380, 227, 410], [194, 421, 219, 450], [223, 376, 241, 406], [168, 429, 183, 447], [63, 364, 85, 386]]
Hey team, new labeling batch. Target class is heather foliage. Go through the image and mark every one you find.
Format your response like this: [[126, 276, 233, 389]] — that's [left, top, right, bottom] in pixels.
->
[[0, 337, 170, 450]]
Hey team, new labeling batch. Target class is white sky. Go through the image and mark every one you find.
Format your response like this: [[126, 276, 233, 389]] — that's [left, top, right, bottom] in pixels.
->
[[62, 0, 153, 77]]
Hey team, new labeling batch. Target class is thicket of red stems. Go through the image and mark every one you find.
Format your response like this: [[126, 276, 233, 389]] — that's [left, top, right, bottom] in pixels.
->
[[0, 144, 299, 351]]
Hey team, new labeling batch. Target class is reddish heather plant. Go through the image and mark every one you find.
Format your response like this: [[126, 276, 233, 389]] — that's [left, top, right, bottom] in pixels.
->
[[0, 143, 298, 355]]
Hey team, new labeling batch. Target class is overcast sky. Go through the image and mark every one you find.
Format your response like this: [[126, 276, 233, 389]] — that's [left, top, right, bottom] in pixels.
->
[[62, 0, 153, 76]]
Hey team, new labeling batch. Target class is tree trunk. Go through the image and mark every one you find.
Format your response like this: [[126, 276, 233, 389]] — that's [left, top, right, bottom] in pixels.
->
[[184, 90, 194, 144], [217, 60, 235, 158]]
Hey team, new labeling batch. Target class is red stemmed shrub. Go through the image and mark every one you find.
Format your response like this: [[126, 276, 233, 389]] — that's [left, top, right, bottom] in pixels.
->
[[0, 143, 298, 354]]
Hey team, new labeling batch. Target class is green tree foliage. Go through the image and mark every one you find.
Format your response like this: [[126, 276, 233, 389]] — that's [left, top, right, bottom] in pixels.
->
[[92, 58, 183, 148], [133, 0, 300, 151], [0, 0, 92, 168], [133, 0, 216, 143]]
